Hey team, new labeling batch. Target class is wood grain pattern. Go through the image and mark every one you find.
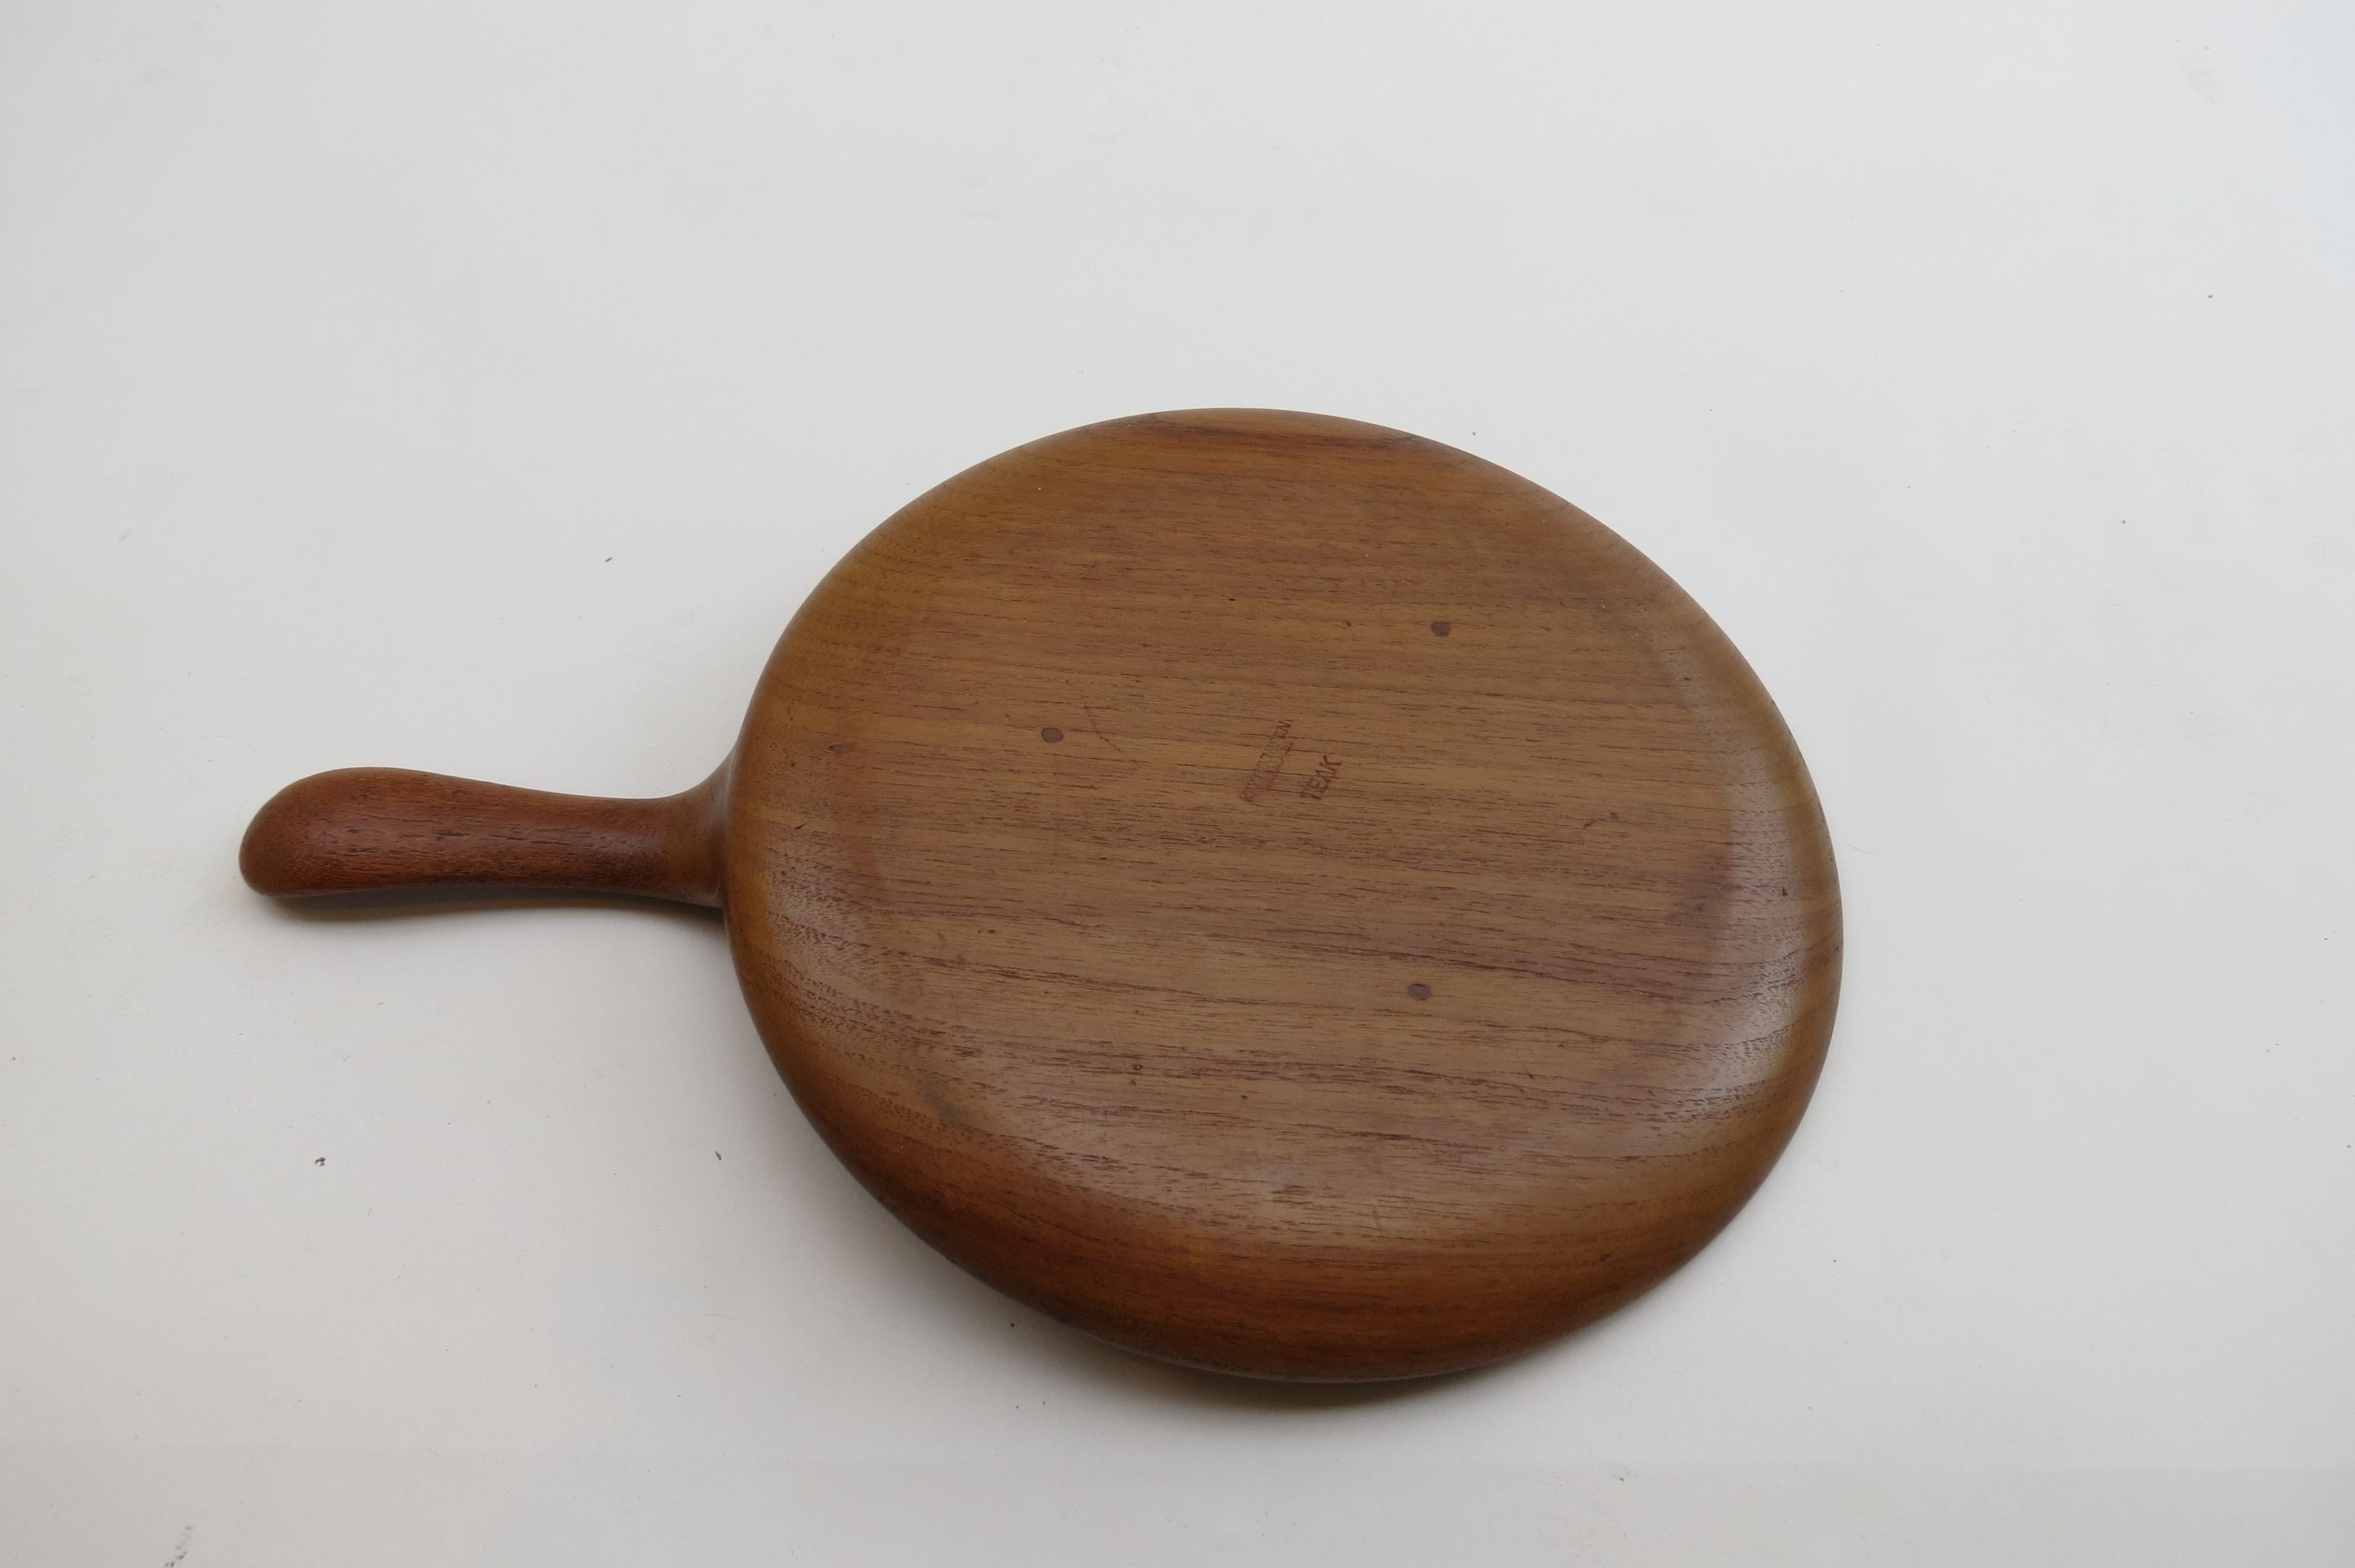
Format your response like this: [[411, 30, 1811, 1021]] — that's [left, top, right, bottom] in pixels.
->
[[241, 766, 728, 905], [728, 410, 1840, 1379], [242, 408, 1840, 1381]]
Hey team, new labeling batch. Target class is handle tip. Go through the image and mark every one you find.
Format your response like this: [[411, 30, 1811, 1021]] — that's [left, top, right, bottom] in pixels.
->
[[239, 769, 395, 896]]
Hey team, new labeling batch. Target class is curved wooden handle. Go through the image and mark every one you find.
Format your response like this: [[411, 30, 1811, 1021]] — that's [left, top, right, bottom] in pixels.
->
[[240, 764, 730, 906]]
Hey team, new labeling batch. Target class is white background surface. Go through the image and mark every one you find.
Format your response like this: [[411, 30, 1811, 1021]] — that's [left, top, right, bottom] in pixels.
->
[[4, 2, 2350, 1562]]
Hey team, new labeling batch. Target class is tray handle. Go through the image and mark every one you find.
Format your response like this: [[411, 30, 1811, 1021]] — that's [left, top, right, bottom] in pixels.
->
[[239, 764, 729, 907]]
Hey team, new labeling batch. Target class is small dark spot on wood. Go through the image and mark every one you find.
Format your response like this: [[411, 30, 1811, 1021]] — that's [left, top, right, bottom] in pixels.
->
[[828, 742, 855, 754], [1040, 727, 1064, 743], [1407, 982, 1432, 1001], [1429, 620, 1451, 637]]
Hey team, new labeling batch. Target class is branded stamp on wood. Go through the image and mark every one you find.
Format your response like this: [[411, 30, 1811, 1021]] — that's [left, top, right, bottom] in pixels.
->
[[1240, 720, 1294, 802], [1299, 754, 1341, 799]]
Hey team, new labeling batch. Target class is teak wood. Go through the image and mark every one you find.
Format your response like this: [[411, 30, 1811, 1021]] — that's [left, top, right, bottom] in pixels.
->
[[243, 410, 1841, 1381]]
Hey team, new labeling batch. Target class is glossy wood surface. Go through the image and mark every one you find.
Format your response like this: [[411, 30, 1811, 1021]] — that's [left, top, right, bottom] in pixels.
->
[[243, 409, 1840, 1381]]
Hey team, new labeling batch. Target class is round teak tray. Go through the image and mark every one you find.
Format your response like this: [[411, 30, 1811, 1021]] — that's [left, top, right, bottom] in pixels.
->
[[243, 409, 1841, 1381]]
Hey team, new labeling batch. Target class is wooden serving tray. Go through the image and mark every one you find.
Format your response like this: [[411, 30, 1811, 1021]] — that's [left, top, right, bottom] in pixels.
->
[[243, 410, 1840, 1381]]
